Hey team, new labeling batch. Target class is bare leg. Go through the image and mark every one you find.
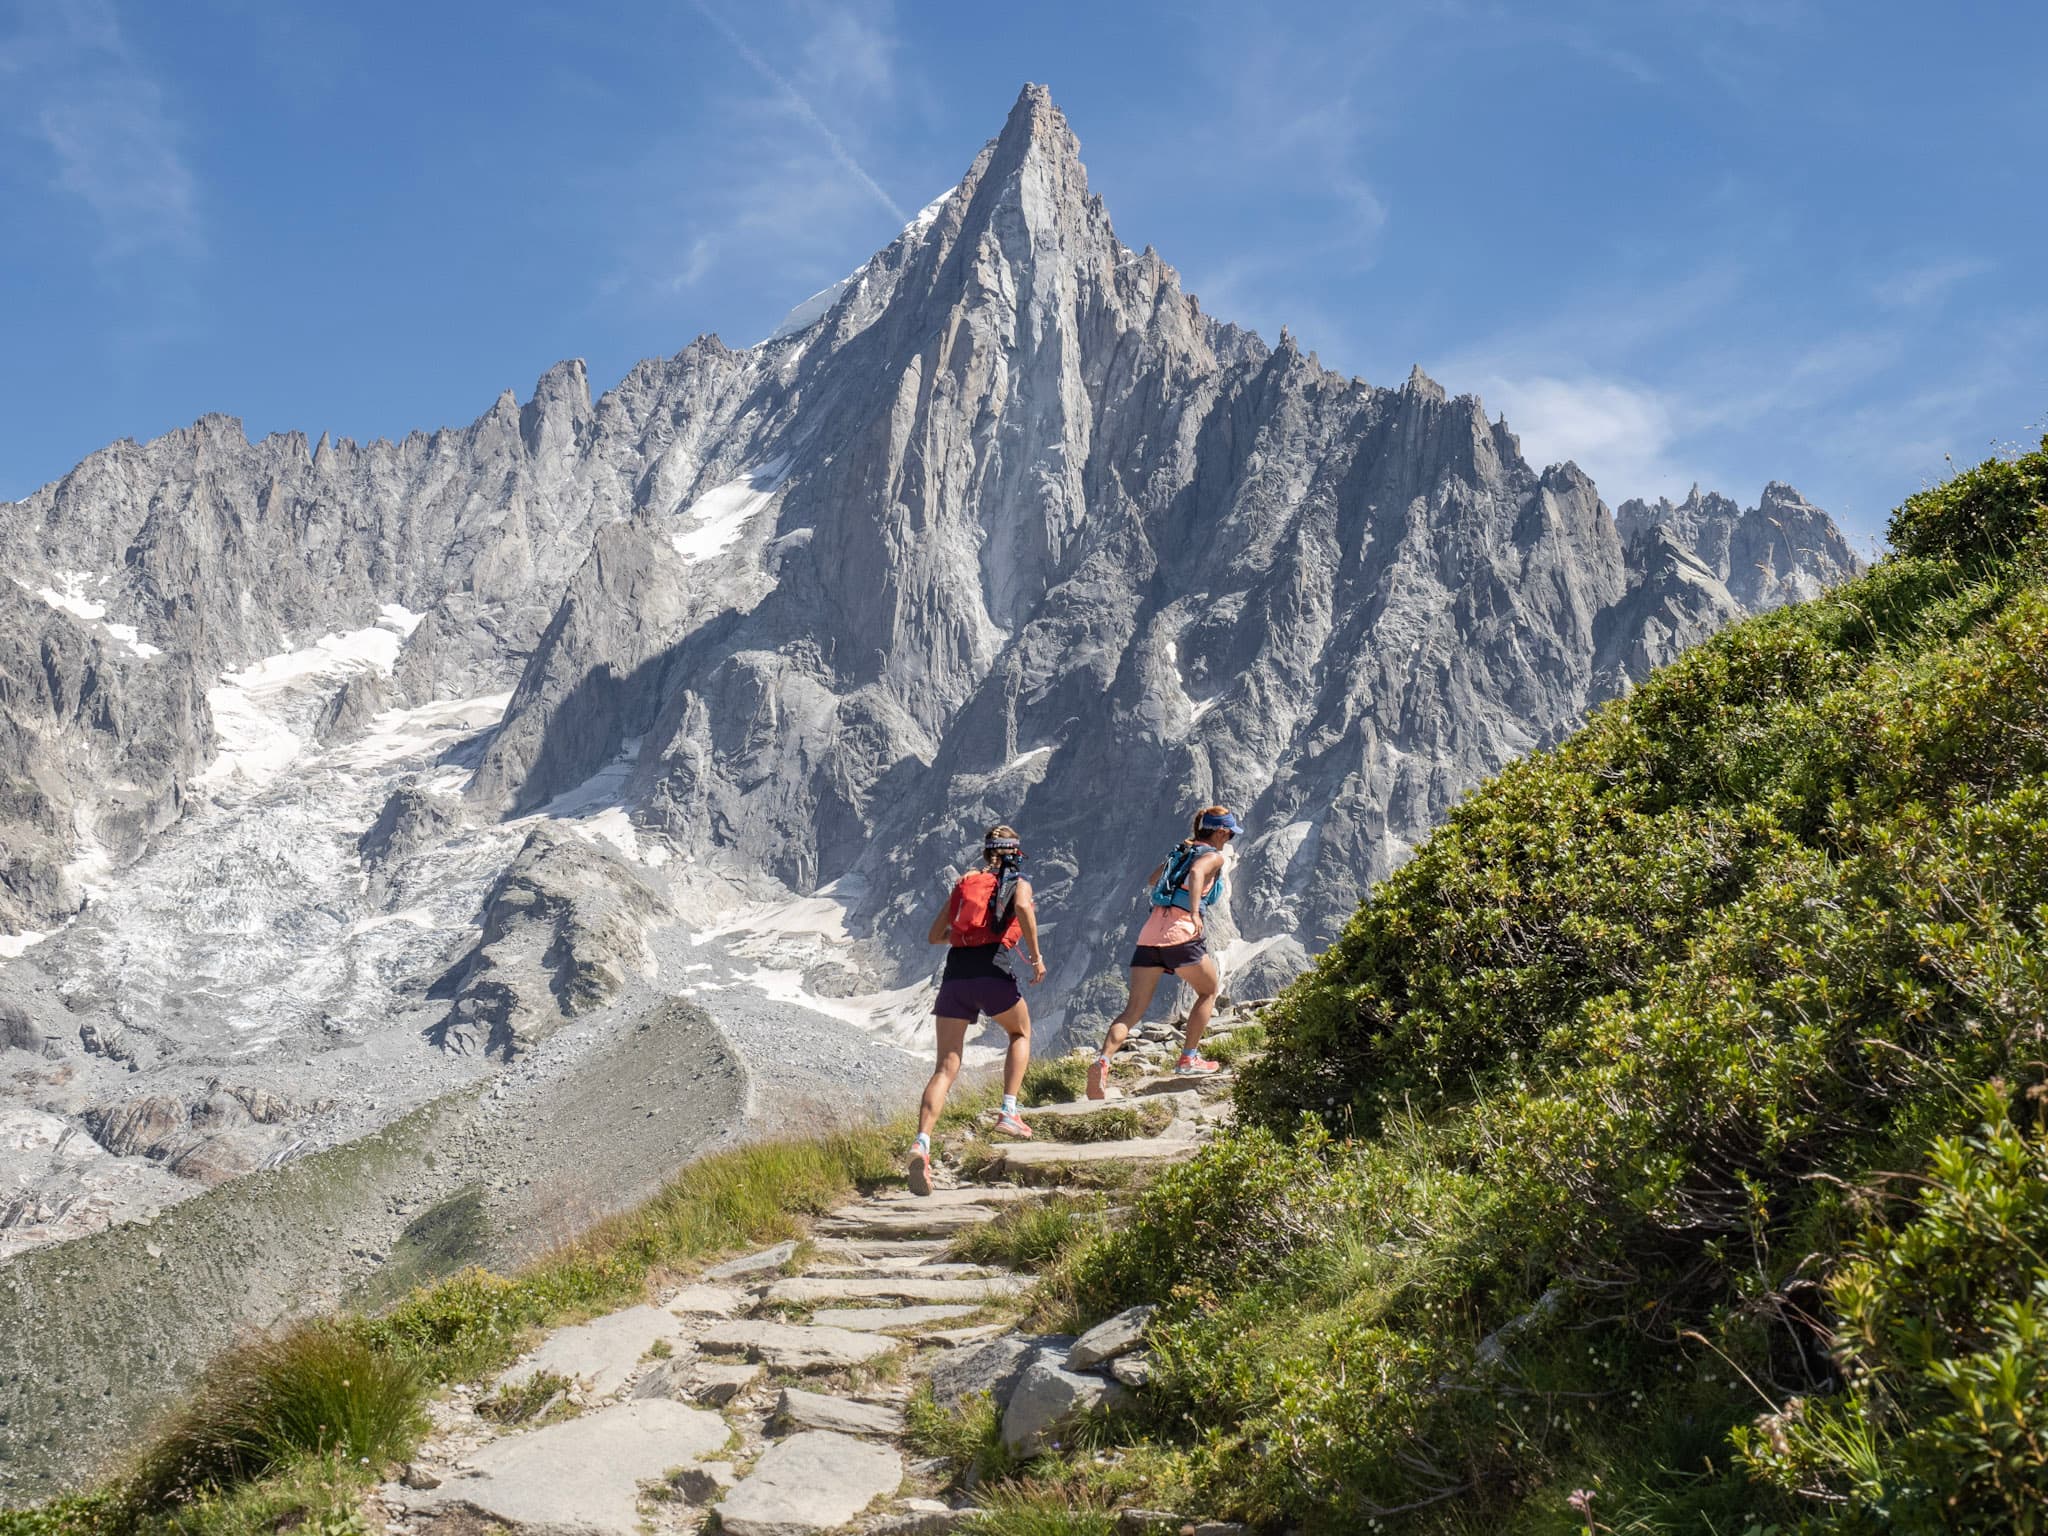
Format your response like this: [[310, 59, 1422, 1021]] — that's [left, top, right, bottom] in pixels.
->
[[991, 999, 1032, 1099], [1178, 956, 1222, 1053], [1099, 967, 1166, 1060], [918, 1016, 972, 1139]]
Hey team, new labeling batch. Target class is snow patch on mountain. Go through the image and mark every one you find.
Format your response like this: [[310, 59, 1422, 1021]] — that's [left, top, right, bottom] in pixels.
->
[[198, 609, 424, 790], [669, 457, 791, 563]]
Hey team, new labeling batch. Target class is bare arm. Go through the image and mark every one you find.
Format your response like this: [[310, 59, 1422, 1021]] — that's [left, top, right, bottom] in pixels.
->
[[1184, 854, 1218, 937], [1014, 882, 1048, 984], [927, 890, 954, 946], [1145, 864, 1164, 889]]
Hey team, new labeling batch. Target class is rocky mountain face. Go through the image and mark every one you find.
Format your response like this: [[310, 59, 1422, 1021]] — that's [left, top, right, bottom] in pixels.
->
[[1616, 481, 1862, 609], [0, 85, 1861, 1260]]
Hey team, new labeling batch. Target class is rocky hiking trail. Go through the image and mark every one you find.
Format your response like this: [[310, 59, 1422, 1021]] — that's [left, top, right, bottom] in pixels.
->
[[373, 1008, 1263, 1536]]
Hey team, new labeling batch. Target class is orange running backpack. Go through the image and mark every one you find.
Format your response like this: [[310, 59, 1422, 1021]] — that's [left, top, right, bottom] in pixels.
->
[[947, 870, 1022, 948]]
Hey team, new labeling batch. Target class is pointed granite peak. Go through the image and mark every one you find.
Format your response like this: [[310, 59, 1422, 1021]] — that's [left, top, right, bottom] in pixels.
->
[[985, 81, 1085, 184], [1404, 363, 1446, 403]]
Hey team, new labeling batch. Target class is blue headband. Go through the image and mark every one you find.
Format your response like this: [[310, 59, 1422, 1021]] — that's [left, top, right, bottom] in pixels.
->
[[1198, 811, 1242, 834], [984, 836, 1021, 853]]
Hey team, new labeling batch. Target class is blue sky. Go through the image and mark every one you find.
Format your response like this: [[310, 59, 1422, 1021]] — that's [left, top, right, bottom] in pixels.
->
[[2, 1, 2043, 546]]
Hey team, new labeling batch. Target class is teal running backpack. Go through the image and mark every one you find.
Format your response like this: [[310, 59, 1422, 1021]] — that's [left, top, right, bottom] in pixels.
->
[[1150, 843, 1223, 912]]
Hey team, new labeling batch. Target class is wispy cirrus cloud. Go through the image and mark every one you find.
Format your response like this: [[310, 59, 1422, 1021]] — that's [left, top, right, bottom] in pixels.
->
[[596, 0, 912, 323], [0, 0, 200, 268], [1869, 257, 1993, 311], [689, 0, 904, 223]]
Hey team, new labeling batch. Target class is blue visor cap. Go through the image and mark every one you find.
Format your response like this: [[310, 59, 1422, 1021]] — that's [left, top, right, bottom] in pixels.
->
[[1198, 811, 1243, 834]]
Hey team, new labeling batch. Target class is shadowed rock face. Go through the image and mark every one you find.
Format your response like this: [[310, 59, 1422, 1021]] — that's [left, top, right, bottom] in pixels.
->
[[0, 84, 1860, 1014]]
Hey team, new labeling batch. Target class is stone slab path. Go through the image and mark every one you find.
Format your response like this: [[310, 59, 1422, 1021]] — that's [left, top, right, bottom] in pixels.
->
[[375, 1014, 1258, 1536]]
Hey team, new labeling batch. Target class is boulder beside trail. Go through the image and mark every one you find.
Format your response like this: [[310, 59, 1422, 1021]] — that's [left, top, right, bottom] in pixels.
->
[[927, 1333, 1075, 1410], [1002, 1359, 1130, 1455], [1068, 1305, 1156, 1369]]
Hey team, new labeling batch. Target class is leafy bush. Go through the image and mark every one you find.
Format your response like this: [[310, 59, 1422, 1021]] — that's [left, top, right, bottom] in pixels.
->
[[1739, 1085, 2048, 1532], [1064, 1119, 1362, 1316], [1889, 437, 2048, 563]]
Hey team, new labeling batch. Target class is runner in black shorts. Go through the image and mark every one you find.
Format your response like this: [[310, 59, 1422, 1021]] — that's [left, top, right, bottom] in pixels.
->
[[1087, 805, 1240, 1098], [907, 824, 1046, 1195]]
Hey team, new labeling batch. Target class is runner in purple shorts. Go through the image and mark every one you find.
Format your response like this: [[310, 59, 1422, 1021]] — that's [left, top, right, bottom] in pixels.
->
[[907, 824, 1047, 1195], [1086, 804, 1240, 1098]]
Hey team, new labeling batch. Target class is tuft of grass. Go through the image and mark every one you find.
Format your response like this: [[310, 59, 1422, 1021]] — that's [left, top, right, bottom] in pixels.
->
[[126, 1326, 425, 1509], [1020, 1054, 1092, 1107], [1200, 1022, 1265, 1068], [1025, 1102, 1174, 1144], [905, 1385, 1015, 1489], [948, 1192, 1110, 1271], [473, 1369, 573, 1425], [961, 1484, 1120, 1535], [124, 1455, 376, 1536]]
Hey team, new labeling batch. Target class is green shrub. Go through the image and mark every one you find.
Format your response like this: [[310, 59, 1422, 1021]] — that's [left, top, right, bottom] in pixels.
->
[[1889, 437, 2048, 563], [127, 1325, 424, 1506], [1738, 1085, 2048, 1532], [1065, 1118, 1361, 1317]]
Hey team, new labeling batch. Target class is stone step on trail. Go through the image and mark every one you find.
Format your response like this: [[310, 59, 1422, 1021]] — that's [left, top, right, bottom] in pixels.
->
[[387, 1398, 730, 1536], [632, 1355, 762, 1406], [714, 1429, 901, 1536], [990, 1134, 1203, 1178], [759, 1274, 1029, 1306], [800, 1261, 1010, 1280], [809, 1237, 954, 1264], [815, 1204, 1005, 1240], [704, 1240, 800, 1279], [774, 1386, 906, 1437], [665, 1281, 748, 1315], [494, 1302, 685, 1401], [1131, 1073, 1232, 1096], [812, 1303, 985, 1332], [698, 1319, 903, 1372], [1018, 1097, 1174, 1120]]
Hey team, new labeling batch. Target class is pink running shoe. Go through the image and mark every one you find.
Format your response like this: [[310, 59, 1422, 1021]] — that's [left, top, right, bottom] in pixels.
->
[[993, 1109, 1033, 1138], [1086, 1056, 1110, 1100], [1174, 1051, 1222, 1076], [907, 1145, 933, 1196]]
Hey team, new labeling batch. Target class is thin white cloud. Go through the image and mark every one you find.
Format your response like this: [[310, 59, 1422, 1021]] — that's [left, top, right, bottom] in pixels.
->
[[1464, 372, 1705, 504], [1869, 257, 1993, 311], [664, 235, 718, 292], [689, 0, 904, 222], [0, 0, 200, 264]]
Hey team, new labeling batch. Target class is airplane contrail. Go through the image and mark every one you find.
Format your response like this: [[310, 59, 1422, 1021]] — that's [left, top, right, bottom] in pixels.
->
[[689, 0, 906, 223]]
